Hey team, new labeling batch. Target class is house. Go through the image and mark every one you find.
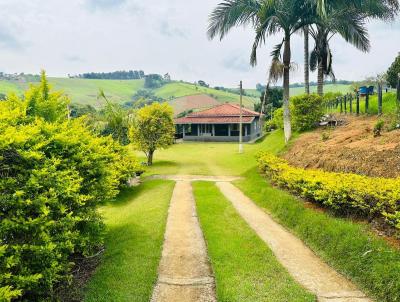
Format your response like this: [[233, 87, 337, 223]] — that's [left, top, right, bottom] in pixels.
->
[[174, 103, 263, 142]]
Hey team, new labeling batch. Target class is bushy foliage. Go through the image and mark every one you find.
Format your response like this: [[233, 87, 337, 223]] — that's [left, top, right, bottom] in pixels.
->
[[0, 76, 140, 301], [130, 103, 175, 165], [258, 153, 400, 232], [373, 119, 385, 137], [387, 53, 400, 88], [291, 94, 324, 131], [264, 108, 284, 132], [144, 74, 165, 89]]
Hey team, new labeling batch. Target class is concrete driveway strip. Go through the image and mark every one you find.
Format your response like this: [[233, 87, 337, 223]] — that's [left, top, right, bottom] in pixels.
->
[[216, 181, 371, 302], [151, 181, 216, 302]]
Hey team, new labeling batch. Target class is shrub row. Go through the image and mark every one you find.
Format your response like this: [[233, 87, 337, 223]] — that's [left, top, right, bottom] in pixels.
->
[[257, 153, 400, 232], [0, 77, 141, 301], [266, 94, 325, 132]]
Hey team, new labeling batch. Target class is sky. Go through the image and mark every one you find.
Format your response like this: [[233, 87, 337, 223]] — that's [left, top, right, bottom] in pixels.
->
[[0, 0, 399, 88]]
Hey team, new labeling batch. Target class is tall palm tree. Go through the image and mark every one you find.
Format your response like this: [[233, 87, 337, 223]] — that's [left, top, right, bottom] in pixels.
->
[[304, 25, 310, 94], [309, 0, 398, 96], [208, 0, 314, 143]]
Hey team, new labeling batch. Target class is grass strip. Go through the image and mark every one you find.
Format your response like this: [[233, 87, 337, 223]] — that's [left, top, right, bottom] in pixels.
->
[[235, 169, 400, 302], [84, 180, 174, 302], [193, 181, 315, 302]]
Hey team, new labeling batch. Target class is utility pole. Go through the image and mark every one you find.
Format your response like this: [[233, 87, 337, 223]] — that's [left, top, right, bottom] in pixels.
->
[[239, 81, 243, 154]]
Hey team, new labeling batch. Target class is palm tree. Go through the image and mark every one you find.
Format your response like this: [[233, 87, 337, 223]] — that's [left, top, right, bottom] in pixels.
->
[[208, 0, 314, 143], [309, 0, 398, 96], [309, 9, 371, 96], [304, 25, 310, 94]]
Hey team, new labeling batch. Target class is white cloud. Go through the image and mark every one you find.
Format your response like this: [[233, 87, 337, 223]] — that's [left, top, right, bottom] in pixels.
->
[[0, 0, 398, 88]]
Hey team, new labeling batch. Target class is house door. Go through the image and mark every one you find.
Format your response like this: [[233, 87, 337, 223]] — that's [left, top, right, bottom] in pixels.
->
[[200, 124, 212, 136]]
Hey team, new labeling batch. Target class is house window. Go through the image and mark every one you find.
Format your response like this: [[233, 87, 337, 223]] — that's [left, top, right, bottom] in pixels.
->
[[231, 124, 239, 131]]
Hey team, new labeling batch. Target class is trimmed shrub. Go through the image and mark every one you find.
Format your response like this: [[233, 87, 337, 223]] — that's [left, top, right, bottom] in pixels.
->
[[0, 78, 140, 301], [291, 94, 324, 131], [257, 153, 400, 232]]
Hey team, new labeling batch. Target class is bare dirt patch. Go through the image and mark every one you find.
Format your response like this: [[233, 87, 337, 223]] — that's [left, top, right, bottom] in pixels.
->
[[284, 115, 400, 178], [169, 94, 220, 117]]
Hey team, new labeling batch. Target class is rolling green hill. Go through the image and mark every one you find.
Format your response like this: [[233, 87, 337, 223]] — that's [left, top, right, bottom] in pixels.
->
[[0, 78, 258, 109]]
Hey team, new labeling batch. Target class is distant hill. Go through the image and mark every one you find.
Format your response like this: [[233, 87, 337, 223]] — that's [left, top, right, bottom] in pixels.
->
[[0, 78, 259, 112]]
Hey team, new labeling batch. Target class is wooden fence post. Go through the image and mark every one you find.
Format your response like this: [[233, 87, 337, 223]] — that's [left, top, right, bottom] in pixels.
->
[[340, 97, 343, 114], [365, 93, 369, 113], [356, 93, 360, 115], [344, 95, 347, 114], [350, 94, 353, 114], [378, 84, 383, 115]]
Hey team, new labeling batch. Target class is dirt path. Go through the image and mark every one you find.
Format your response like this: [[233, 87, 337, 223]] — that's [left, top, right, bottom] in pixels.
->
[[151, 181, 216, 302], [216, 182, 372, 302]]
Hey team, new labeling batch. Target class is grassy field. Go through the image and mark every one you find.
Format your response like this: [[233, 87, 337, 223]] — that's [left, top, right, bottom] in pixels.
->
[[141, 131, 400, 302], [0, 78, 258, 109], [193, 181, 315, 302], [83, 180, 174, 302], [290, 84, 352, 96], [244, 84, 352, 98], [326, 92, 398, 115]]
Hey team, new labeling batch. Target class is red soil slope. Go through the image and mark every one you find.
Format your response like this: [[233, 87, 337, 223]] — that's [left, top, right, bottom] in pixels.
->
[[169, 94, 220, 116], [284, 115, 400, 178]]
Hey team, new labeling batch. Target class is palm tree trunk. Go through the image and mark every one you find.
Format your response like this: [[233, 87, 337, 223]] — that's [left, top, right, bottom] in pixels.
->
[[304, 25, 310, 95], [317, 61, 324, 96], [283, 33, 292, 143]]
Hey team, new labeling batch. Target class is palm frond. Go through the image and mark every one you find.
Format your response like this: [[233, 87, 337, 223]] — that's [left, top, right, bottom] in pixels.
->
[[332, 10, 370, 52], [207, 0, 261, 40]]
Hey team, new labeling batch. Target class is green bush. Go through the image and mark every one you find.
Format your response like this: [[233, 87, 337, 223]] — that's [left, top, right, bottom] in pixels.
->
[[0, 76, 140, 301], [257, 153, 400, 233], [291, 94, 324, 131], [373, 119, 385, 137], [269, 108, 284, 130]]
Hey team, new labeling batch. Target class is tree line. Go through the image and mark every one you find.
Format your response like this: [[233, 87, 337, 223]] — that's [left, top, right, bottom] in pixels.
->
[[74, 70, 146, 80]]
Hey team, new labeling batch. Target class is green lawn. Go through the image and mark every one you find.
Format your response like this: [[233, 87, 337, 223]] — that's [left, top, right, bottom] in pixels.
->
[[143, 130, 400, 302], [193, 181, 315, 302], [83, 180, 174, 302], [143, 130, 288, 176], [234, 169, 400, 302]]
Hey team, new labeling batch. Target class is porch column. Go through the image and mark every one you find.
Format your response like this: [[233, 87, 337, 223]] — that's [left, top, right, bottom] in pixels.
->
[[182, 125, 185, 137], [212, 124, 215, 136], [244, 125, 248, 136], [228, 124, 231, 136]]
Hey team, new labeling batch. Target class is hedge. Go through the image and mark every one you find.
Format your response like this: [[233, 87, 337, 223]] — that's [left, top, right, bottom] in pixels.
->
[[257, 153, 400, 232], [0, 77, 141, 301]]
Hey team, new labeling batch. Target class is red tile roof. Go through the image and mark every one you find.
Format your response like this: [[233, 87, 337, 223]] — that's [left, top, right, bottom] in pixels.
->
[[174, 103, 260, 124]]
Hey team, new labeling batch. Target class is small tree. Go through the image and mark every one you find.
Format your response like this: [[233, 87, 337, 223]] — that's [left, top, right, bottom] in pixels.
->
[[130, 103, 175, 165], [387, 53, 400, 88]]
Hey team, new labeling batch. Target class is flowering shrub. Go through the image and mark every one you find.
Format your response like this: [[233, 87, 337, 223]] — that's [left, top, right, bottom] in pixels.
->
[[0, 75, 141, 301], [258, 153, 400, 231]]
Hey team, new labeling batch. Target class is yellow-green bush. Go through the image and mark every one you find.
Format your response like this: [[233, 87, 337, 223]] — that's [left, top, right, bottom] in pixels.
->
[[258, 153, 400, 231], [0, 75, 141, 301]]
